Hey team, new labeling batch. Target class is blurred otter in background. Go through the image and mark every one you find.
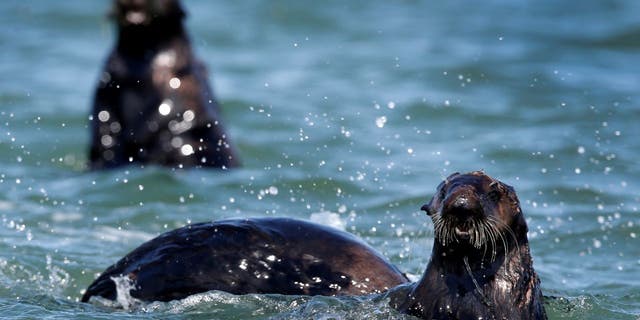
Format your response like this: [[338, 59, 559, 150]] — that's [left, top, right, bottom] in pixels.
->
[[89, 0, 239, 169]]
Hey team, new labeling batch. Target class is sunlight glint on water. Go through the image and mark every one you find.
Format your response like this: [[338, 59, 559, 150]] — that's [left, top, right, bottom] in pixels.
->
[[0, 0, 639, 319]]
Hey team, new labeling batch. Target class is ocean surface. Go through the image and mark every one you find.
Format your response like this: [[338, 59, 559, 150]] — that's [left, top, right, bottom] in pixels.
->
[[1, 0, 639, 319]]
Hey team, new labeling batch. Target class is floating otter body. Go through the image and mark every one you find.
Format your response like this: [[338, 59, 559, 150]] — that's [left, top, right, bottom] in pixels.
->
[[390, 171, 547, 319], [89, 0, 239, 169], [82, 217, 408, 303]]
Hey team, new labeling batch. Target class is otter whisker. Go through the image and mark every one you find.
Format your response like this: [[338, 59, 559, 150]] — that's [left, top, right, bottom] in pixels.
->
[[432, 215, 440, 244], [491, 218, 505, 262], [439, 216, 447, 246], [446, 220, 453, 245], [488, 216, 520, 255], [485, 219, 498, 262], [487, 217, 509, 261], [402, 171, 546, 319], [479, 218, 491, 261], [487, 217, 506, 261], [470, 218, 476, 248], [442, 220, 453, 246], [447, 218, 455, 246], [472, 218, 483, 249], [478, 219, 491, 263], [433, 213, 453, 247]]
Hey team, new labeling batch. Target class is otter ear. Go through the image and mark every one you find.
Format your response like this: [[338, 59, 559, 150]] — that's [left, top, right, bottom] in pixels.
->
[[166, 0, 187, 20], [108, 2, 121, 21], [445, 172, 460, 181], [421, 200, 434, 216], [175, 2, 187, 20]]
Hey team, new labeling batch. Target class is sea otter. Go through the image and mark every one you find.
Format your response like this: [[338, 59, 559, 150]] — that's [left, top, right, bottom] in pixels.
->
[[89, 0, 239, 169], [390, 171, 547, 319], [82, 217, 408, 303]]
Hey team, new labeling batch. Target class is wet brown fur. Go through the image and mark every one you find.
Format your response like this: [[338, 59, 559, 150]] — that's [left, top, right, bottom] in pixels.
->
[[390, 171, 546, 319], [89, 0, 239, 169], [82, 218, 409, 303]]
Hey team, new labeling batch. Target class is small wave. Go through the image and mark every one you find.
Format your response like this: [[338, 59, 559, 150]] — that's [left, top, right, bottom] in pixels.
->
[[136, 290, 408, 319], [544, 294, 640, 319], [0, 200, 14, 211], [136, 290, 313, 318], [93, 226, 154, 244], [50, 211, 83, 222], [278, 294, 407, 320]]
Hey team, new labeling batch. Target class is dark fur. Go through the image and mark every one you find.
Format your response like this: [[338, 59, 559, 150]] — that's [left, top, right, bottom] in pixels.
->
[[82, 217, 409, 303], [89, 0, 239, 169], [390, 171, 546, 320]]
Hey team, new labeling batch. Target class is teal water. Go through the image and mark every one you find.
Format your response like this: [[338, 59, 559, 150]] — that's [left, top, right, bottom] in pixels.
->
[[1, 0, 639, 319]]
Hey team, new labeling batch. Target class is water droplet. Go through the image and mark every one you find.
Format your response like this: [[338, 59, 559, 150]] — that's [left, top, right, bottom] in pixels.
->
[[110, 121, 121, 133], [593, 239, 602, 249], [375, 116, 387, 128], [181, 144, 194, 156], [169, 77, 181, 89], [158, 100, 172, 116], [183, 110, 195, 122], [171, 137, 183, 148], [155, 50, 176, 67], [101, 135, 113, 147], [98, 110, 110, 122]]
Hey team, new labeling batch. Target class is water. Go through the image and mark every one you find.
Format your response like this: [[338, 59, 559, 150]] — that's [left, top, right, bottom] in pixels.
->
[[1, 0, 639, 318]]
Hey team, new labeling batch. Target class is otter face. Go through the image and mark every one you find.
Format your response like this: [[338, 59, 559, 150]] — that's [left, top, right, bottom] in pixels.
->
[[421, 171, 523, 254], [112, 0, 185, 27]]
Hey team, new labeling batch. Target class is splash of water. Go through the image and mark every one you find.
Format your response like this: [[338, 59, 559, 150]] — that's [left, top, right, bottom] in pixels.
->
[[110, 275, 142, 310], [45, 254, 70, 294], [310, 211, 346, 231]]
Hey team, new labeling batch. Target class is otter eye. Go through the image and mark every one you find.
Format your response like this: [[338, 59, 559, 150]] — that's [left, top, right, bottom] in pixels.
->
[[487, 189, 501, 202]]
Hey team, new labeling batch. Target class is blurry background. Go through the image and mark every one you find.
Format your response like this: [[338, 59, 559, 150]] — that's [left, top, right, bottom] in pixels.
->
[[0, 0, 638, 318]]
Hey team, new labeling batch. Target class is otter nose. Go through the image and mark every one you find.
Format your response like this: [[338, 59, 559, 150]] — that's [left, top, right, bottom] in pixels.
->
[[451, 195, 469, 209], [443, 187, 481, 218]]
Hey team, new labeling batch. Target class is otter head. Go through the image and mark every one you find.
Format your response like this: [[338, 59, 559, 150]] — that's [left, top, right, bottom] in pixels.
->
[[111, 0, 186, 28], [422, 171, 526, 256]]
